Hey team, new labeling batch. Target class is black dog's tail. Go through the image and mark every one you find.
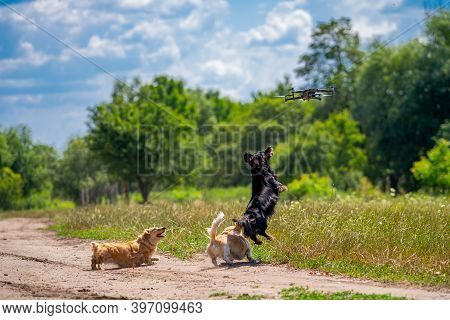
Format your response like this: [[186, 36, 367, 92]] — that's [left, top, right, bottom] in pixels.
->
[[207, 211, 224, 243]]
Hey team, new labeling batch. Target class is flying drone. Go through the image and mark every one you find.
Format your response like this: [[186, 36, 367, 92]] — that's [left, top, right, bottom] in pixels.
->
[[274, 86, 335, 102]]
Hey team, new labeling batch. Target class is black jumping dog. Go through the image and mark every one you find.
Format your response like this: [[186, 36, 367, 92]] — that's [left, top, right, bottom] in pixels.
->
[[234, 146, 287, 245]]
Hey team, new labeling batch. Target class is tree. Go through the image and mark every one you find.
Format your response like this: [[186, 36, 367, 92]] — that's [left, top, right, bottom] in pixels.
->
[[0, 167, 23, 210], [54, 137, 114, 205], [88, 78, 197, 203], [0, 132, 13, 168], [295, 17, 363, 116], [1, 125, 57, 197], [296, 17, 362, 87], [352, 11, 450, 191], [274, 110, 366, 190], [411, 139, 449, 193]]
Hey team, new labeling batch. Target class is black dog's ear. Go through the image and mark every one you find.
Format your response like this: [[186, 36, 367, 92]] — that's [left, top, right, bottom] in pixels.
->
[[264, 146, 273, 159], [244, 152, 252, 163]]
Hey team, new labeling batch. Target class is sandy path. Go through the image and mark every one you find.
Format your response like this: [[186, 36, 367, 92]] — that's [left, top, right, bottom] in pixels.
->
[[0, 218, 448, 300]]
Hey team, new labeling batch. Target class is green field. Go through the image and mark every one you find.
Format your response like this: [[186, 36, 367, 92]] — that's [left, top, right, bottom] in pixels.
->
[[280, 286, 406, 300], [209, 286, 405, 300], [41, 192, 449, 287]]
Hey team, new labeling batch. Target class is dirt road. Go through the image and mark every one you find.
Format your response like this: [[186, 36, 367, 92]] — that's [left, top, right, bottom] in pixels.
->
[[0, 218, 448, 300]]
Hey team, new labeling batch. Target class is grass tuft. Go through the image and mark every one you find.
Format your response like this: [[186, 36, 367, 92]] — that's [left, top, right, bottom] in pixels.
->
[[234, 293, 266, 300], [209, 291, 233, 299], [281, 286, 406, 300]]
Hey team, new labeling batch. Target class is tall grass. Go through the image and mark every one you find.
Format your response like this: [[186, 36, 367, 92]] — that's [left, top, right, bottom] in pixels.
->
[[131, 186, 250, 203], [52, 194, 449, 286]]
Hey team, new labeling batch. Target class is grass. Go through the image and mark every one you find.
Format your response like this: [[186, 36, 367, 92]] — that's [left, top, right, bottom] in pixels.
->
[[133, 186, 250, 203], [209, 291, 233, 299], [208, 291, 265, 300], [6, 192, 449, 287], [281, 286, 406, 300], [0, 208, 67, 221], [234, 293, 266, 300], [210, 287, 405, 300]]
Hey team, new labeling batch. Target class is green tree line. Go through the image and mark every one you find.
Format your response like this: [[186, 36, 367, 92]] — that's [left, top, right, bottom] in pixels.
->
[[0, 12, 448, 209]]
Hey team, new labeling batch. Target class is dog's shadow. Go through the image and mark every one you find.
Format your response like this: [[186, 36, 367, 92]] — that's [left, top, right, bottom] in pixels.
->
[[200, 260, 263, 271], [85, 263, 157, 272]]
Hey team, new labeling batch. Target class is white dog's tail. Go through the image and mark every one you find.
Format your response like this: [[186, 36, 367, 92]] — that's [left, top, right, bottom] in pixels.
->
[[207, 211, 224, 242], [91, 242, 99, 253]]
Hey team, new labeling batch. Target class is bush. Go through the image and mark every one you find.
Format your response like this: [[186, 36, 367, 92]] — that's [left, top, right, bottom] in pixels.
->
[[17, 189, 76, 210], [287, 173, 335, 199], [170, 187, 203, 202], [20, 190, 53, 209], [0, 167, 23, 210], [411, 139, 449, 193]]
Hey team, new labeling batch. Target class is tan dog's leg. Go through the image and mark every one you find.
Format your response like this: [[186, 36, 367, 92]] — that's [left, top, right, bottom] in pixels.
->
[[211, 257, 218, 266], [223, 246, 233, 265], [145, 257, 159, 265], [91, 257, 98, 270], [246, 249, 257, 263]]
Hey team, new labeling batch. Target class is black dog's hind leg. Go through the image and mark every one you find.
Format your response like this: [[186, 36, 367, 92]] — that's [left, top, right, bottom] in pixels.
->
[[260, 230, 274, 240], [250, 234, 262, 245], [255, 218, 273, 240]]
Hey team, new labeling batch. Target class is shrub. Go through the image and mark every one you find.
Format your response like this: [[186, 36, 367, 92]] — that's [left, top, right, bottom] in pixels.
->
[[0, 167, 23, 210], [287, 173, 335, 199], [171, 187, 202, 202], [411, 139, 449, 193], [17, 189, 76, 210]]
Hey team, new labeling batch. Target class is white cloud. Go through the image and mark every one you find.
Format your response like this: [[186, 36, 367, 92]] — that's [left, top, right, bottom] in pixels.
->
[[163, 2, 312, 100], [352, 16, 397, 39], [21, 41, 51, 65], [337, 0, 400, 39], [0, 41, 51, 72], [202, 60, 239, 77], [2, 0, 126, 35], [121, 19, 172, 40], [244, 0, 312, 46], [119, 0, 154, 9], [0, 94, 43, 104], [179, 0, 228, 30], [0, 78, 37, 88], [79, 35, 127, 58], [140, 37, 181, 62]]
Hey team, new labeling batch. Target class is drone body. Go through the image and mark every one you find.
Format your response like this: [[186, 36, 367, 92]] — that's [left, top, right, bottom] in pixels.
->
[[275, 87, 335, 102]]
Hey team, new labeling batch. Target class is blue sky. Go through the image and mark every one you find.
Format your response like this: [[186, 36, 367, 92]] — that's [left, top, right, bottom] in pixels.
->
[[0, 0, 442, 150]]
